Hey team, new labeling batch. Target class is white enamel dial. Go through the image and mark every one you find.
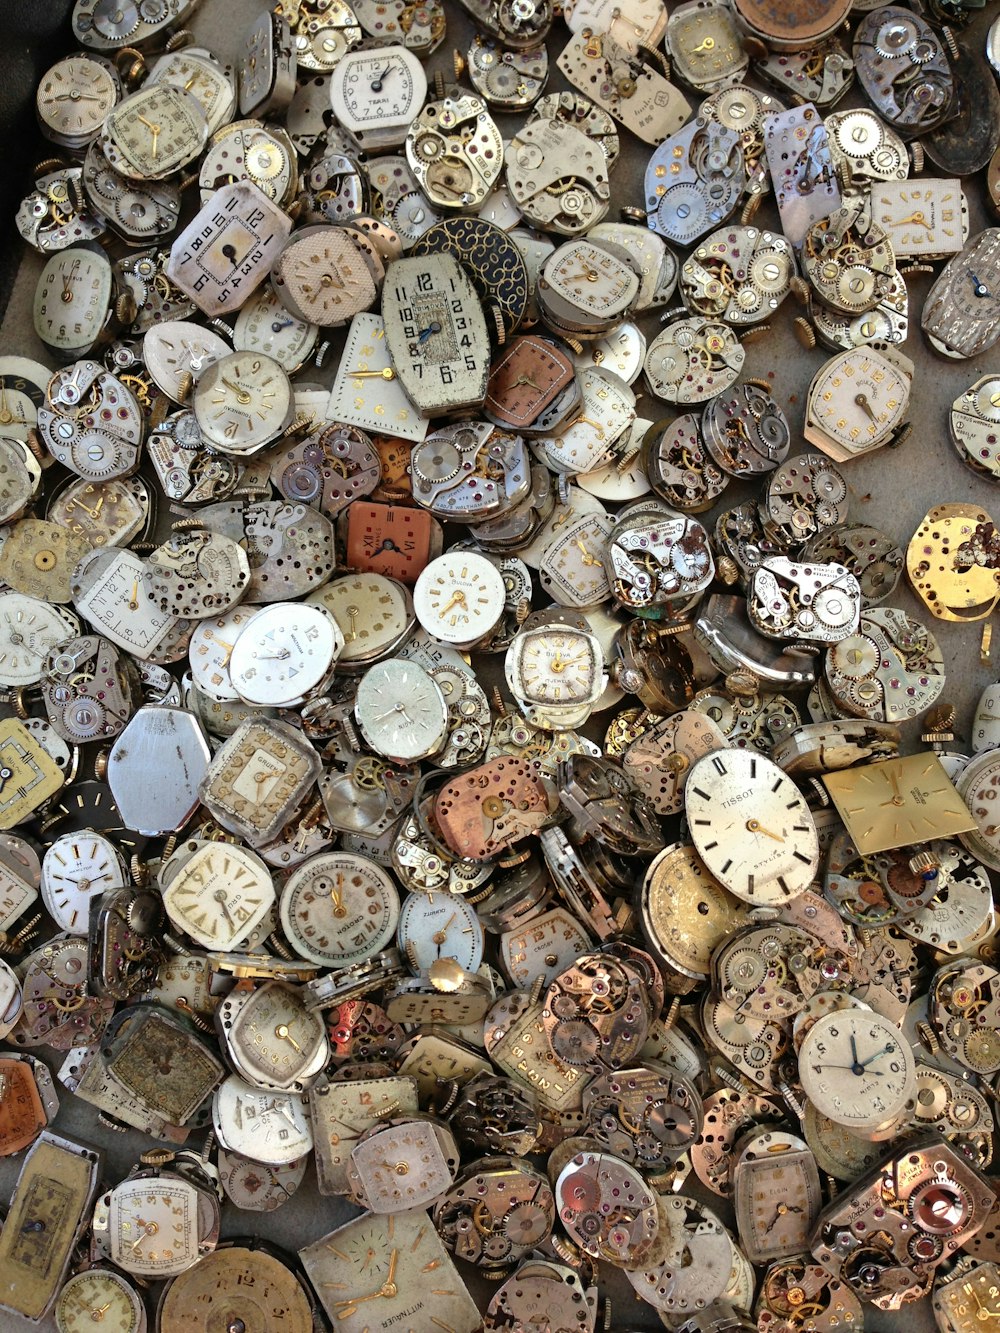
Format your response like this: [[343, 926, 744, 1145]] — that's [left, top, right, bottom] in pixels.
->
[[685, 749, 820, 905], [355, 658, 449, 761], [41, 829, 127, 931], [798, 1007, 916, 1133], [159, 840, 276, 951], [213, 1074, 314, 1165], [280, 851, 401, 966], [330, 46, 426, 137], [72, 549, 177, 659], [397, 890, 484, 973], [228, 603, 340, 707], [413, 551, 505, 645], [806, 348, 911, 457], [0, 592, 78, 687], [232, 283, 319, 373], [33, 247, 112, 356], [142, 321, 230, 403], [543, 240, 640, 319]]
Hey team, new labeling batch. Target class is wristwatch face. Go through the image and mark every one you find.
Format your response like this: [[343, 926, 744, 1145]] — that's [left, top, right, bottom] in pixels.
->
[[193, 351, 293, 455], [923, 229, 1000, 358], [161, 840, 276, 950], [543, 240, 640, 321], [37, 53, 119, 143], [685, 749, 820, 904], [508, 627, 602, 706], [147, 48, 236, 135], [273, 229, 377, 326], [103, 85, 207, 180], [381, 254, 491, 416], [356, 658, 449, 760], [55, 1269, 144, 1333], [300, 1207, 480, 1333], [228, 603, 339, 706], [413, 551, 505, 644], [280, 851, 401, 966], [797, 1008, 916, 1132], [806, 349, 911, 458], [309, 572, 414, 664], [331, 46, 426, 134], [350, 1121, 458, 1211], [200, 718, 322, 845], [33, 247, 111, 356], [232, 283, 319, 371], [107, 1176, 202, 1275]]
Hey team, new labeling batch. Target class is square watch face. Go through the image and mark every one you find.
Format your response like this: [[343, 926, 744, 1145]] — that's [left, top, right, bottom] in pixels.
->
[[822, 752, 977, 853]]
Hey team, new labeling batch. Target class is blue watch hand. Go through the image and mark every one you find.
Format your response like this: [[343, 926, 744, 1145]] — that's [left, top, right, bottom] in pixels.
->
[[969, 269, 992, 298], [858, 1042, 896, 1069]]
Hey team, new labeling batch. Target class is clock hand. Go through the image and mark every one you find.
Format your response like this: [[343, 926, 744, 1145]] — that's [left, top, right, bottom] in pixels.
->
[[433, 913, 458, 948], [370, 64, 393, 91], [345, 605, 359, 641], [212, 889, 236, 929], [128, 580, 140, 611], [550, 652, 589, 673], [969, 270, 992, 298], [745, 818, 785, 843], [691, 35, 716, 50], [437, 588, 468, 615], [220, 376, 253, 405], [417, 320, 442, 343], [346, 366, 396, 380], [896, 210, 930, 227], [266, 1097, 300, 1129], [812, 1063, 883, 1076], [574, 539, 603, 567], [275, 1023, 303, 1053], [857, 1041, 896, 1069], [854, 392, 878, 423], [764, 1202, 803, 1232], [514, 372, 542, 390], [91, 1301, 113, 1318], [849, 1034, 860, 1068]]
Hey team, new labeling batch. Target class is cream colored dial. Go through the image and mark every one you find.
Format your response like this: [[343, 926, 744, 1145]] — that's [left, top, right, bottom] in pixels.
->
[[413, 551, 505, 645], [806, 349, 910, 457], [232, 283, 319, 373], [307, 573, 414, 665], [280, 851, 400, 966], [798, 1008, 916, 1133], [33, 247, 112, 356], [213, 1075, 313, 1165], [544, 240, 640, 318], [273, 228, 377, 326], [146, 47, 236, 135], [37, 53, 119, 145], [102, 84, 207, 180], [160, 840, 276, 950], [193, 351, 293, 455], [108, 1176, 203, 1276], [55, 1269, 144, 1333], [509, 628, 600, 705]]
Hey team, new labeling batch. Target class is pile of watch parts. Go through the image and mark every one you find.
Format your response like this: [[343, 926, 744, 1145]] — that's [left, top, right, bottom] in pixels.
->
[[5, 0, 1000, 1327]]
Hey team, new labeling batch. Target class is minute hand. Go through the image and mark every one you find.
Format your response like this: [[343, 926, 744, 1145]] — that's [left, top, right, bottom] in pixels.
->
[[858, 1041, 895, 1069]]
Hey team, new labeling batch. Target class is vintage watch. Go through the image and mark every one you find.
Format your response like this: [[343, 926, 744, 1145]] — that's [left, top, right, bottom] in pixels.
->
[[192, 350, 294, 456], [340, 500, 441, 584], [106, 704, 209, 837], [330, 45, 427, 150], [0, 1131, 102, 1323], [799, 1007, 916, 1136], [33, 245, 127, 360], [681, 226, 794, 327], [71, 548, 178, 661], [200, 120, 297, 209], [950, 375, 1000, 480], [0, 354, 50, 441], [701, 382, 790, 477], [146, 44, 236, 135], [142, 321, 229, 404], [684, 749, 820, 905], [556, 1150, 659, 1267], [381, 253, 491, 418], [232, 282, 319, 373], [55, 1268, 145, 1333], [644, 318, 744, 405], [854, 7, 953, 137], [218, 978, 328, 1092], [956, 749, 1000, 871], [213, 1074, 313, 1165], [199, 717, 322, 847], [100, 84, 208, 181], [279, 850, 401, 966], [498, 904, 591, 988], [37, 361, 143, 483], [0, 716, 66, 829], [98, 1003, 224, 1127], [505, 611, 607, 730], [227, 603, 339, 707], [823, 754, 976, 855], [166, 181, 292, 319], [405, 84, 503, 212], [238, 9, 296, 118], [557, 31, 689, 144], [300, 1206, 480, 1332], [36, 51, 121, 150], [933, 1261, 1000, 1333], [413, 549, 505, 647], [644, 118, 747, 249], [0, 832, 41, 931], [354, 658, 449, 760], [763, 105, 841, 248], [159, 836, 276, 951], [217, 1151, 308, 1212], [91, 1151, 221, 1277], [484, 334, 578, 434], [409, 421, 530, 524], [327, 311, 429, 442], [309, 571, 415, 667], [922, 230, 1000, 360], [872, 179, 969, 261], [803, 346, 913, 462], [347, 1116, 461, 1212], [537, 238, 640, 339], [0, 592, 80, 688], [639, 842, 744, 991], [733, 1129, 822, 1265], [40, 828, 128, 933], [48, 474, 151, 549], [433, 1158, 553, 1269], [623, 710, 726, 816], [309, 1075, 420, 1195], [158, 1245, 311, 1331], [271, 225, 378, 329]]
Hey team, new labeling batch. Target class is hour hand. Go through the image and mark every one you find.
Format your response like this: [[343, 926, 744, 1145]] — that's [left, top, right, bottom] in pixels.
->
[[969, 269, 992, 298]]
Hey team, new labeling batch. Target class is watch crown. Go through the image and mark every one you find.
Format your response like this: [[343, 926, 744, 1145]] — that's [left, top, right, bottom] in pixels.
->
[[716, 555, 740, 585], [140, 1147, 176, 1167], [908, 849, 941, 877]]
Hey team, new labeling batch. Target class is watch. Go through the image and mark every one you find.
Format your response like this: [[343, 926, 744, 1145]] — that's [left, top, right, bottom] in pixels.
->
[[684, 749, 820, 905], [0, 717, 66, 829], [40, 829, 128, 933], [309, 1075, 420, 1195], [271, 225, 379, 328], [91, 1153, 221, 1277], [327, 311, 429, 442], [405, 85, 503, 212], [217, 1152, 308, 1212], [199, 717, 322, 847], [538, 238, 640, 338], [823, 754, 977, 854], [192, 350, 294, 455], [100, 84, 208, 181], [922, 230, 1000, 360], [158, 1245, 312, 1332], [55, 1268, 145, 1333], [381, 253, 491, 418], [71, 548, 178, 660], [238, 9, 297, 118], [355, 658, 449, 761], [232, 282, 319, 373], [48, 475, 151, 549], [484, 333, 578, 434], [0, 1131, 102, 1322], [308, 571, 415, 667], [330, 44, 428, 150], [397, 890, 485, 973], [733, 1129, 822, 1264], [299, 1206, 480, 1333], [159, 836, 276, 951], [413, 549, 506, 647], [347, 1116, 460, 1212], [146, 45, 237, 136], [798, 1007, 917, 1136], [803, 346, 913, 462], [872, 179, 970, 261], [227, 603, 340, 707], [218, 978, 329, 1092], [341, 501, 442, 584], [36, 51, 121, 150], [142, 320, 229, 404], [0, 354, 51, 441], [639, 843, 746, 991], [166, 181, 293, 319], [213, 1074, 314, 1165], [33, 245, 127, 360], [933, 1261, 1000, 1333], [504, 612, 607, 729], [200, 121, 298, 210], [279, 850, 401, 966]]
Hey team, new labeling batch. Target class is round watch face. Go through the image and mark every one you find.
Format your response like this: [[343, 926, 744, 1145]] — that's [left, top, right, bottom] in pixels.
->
[[307, 573, 414, 664], [228, 603, 339, 706], [103, 84, 208, 180], [641, 842, 746, 980], [413, 551, 506, 645], [684, 749, 820, 905], [356, 657, 449, 761], [280, 851, 401, 966], [55, 1269, 143, 1333], [193, 351, 293, 455], [107, 1175, 206, 1275], [798, 1007, 917, 1132], [37, 53, 119, 145], [273, 228, 377, 327], [33, 247, 112, 356], [397, 890, 484, 973], [232, 283, 319, 372]]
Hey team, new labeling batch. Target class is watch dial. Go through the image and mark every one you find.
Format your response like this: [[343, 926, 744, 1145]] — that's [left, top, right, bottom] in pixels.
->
[[510, 628, 601, 705], [309, 572, 413, 664], [213, 1075, 314, 1165], [685, 749, 820, 904], [413, 551, 505, 644], [397, 890, 484, 972], [228, 603, 338, 706], [193, 351, 292, 454], [274, 230, 377, 326], [334, 50, 420, 126], [233, 283, 319, 371], [33, 248, 112, 355], [147, 50, 236, 135], [37, 54, 118, 143], [808, 350, 909, 455], [544, 240, 640, 317], [280, 851, 401, 965], [108, 1176, 203, 1275], [356, 658, 449, 760], [160, 839, 276, 950], [103, 85, 207, 179], [41, 831, 126, 932], [55, 1269, 143, 1333], [798, 1008, 916, 1132]]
